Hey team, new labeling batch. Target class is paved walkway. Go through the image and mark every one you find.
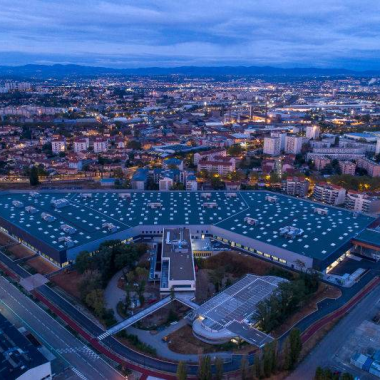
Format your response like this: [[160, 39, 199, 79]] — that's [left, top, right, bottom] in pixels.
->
[[104, 269, 125, 322], [127, 320, 233, 363]]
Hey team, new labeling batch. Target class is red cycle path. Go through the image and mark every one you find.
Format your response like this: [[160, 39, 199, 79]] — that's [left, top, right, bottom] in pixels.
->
[[32, 290, 179, 380], [301, 276, 380, 343]]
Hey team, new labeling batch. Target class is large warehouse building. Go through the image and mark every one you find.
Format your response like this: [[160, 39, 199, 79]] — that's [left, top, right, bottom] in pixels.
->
[[0, 190, 378, 272]]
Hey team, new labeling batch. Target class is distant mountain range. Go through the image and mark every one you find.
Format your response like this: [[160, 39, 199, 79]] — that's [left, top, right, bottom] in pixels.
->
[[0, 64, 378, 79]]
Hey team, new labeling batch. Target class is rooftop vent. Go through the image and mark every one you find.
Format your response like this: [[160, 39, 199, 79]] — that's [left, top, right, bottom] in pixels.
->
[[12, 200, 24, 208], [279, 226, 304, 239], [29, 191, 40, 198], [314, 207, 328, 215], [202, 202, 218, 208], [51, 198, 70, 209], [25, 206, 38, 214], [58, 236, 74, 247], [265, 195, 278, 203], [102, 222, 118, 233], [41, 212, 56, 222], [60, 224, 77, 234], [119, 193, 131, 199], [244, 217, 259, 225], [148, 202, 162, 209]]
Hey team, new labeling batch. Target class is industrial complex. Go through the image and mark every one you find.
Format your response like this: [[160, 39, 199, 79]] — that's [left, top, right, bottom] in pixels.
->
[[0, 190, 379, 274]]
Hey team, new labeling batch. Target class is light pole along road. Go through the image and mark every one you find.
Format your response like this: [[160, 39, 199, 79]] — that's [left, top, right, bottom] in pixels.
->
[[0, 275, 125, 380]]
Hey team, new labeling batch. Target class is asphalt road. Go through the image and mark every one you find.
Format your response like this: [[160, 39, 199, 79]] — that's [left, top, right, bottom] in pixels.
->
[[287, 281, 380, 380], [0, 276, 124, 380]]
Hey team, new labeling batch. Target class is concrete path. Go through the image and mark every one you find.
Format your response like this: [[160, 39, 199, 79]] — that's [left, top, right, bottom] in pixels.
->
[[127, 320, 233, 363], [104, 269, 125, 322]]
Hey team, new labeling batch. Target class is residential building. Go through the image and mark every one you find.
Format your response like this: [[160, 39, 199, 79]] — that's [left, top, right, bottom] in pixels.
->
[[51, 139, 66, 154], [376, 138, 380, 155], [186, 174, 198, 191], [193, 149, 226, 165], [159, 173, 174, 191], [163, 158, 184, 171], [263, 137, 281, 156], [357, 157, 380, 177], [285, 135, 303, 155], [339, 161, 356, 175], [306, 125, 321, 140], [74, 138, 89, 153], [131, 168, 149, 190], [314, 156, 331, 171], [281, 177, 309, 197], [271, 132, 286, 150], [198, 156, 236, 175], [93, 138, 108, 153], [313, 183, 346, 205], [346, 191, 380, 214]]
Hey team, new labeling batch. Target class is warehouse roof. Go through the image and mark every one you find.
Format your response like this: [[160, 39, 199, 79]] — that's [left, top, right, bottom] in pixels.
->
[[0, 191, 375, 260]]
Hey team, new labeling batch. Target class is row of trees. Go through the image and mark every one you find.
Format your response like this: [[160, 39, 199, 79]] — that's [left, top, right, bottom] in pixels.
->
[[255, 272, 320, 333], [176, 329, 302, 380]]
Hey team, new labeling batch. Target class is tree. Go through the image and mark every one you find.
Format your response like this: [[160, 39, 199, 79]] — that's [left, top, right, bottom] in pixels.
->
[[75, 251, 92, 274], [340, 373, 354, 380], [176, 361, 187, 380], [29, 166, 40, 186], [85, 289, 105, 316], [284, 329, 302, 370], [228, 144, 243, 156], [240, 355, 249, 380], [127, 140, 142, 150], [214, 357, 224, 380], [210, 175, 224, 190], [314, 366, 324, 380], [198, 356, 212, 380], [113, 167, 124, 179], [263, 340, 277, 377], [253, 354, 262, 379]]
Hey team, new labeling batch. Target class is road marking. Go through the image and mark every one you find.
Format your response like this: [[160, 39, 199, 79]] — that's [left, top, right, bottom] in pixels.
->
[[72, 367, 89, 380], [0, 278, 109, 379]]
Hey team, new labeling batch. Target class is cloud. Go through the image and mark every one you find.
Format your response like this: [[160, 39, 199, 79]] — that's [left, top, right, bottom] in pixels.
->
[[0, 0, 379, 69]]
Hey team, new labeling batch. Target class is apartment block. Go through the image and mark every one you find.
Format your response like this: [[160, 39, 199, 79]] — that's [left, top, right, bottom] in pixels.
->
[[285, 135, 303, 155], [346, 191, 380, 214], [313, 183, 347, 205], [281, 177, 310, 197], [263, 137, 281, 156]]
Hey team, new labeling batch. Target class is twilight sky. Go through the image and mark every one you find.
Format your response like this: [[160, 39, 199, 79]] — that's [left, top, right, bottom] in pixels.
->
[[1, 0, 380, 69]]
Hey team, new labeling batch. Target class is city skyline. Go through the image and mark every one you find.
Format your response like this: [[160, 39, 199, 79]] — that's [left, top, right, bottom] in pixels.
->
[[1, 0, 380, 70]]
